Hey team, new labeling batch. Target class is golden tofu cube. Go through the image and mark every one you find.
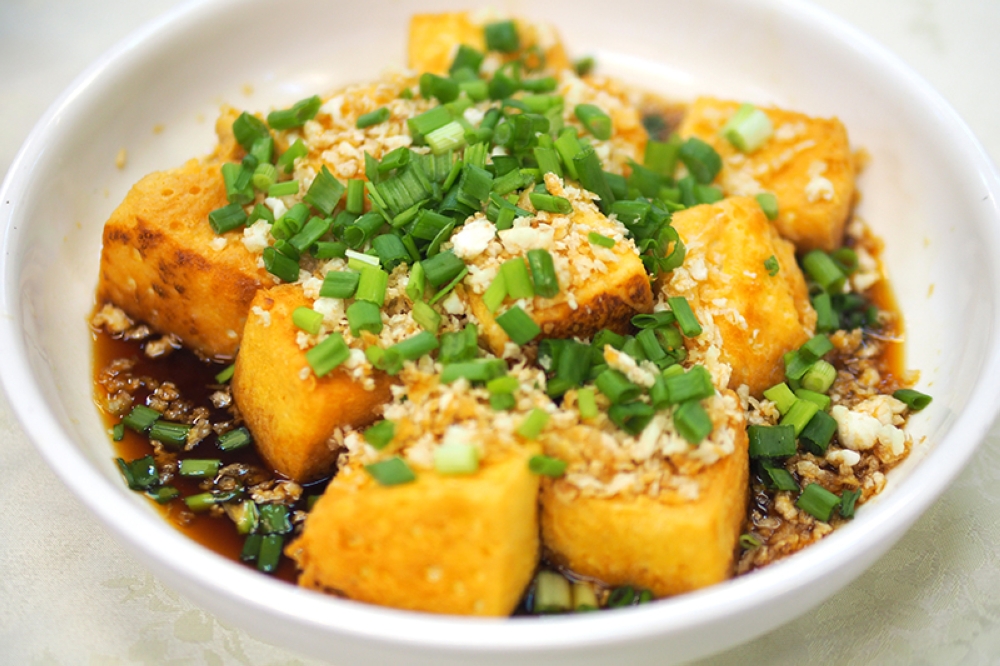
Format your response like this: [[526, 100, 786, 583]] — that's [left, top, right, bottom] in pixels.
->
[[97, 156, 267, 360], [662, 196, 815, 395], [679, 97, 856, 252], [467, 198, 654, 355], [290, 445, 541, 616], [408, 12, 571, 76], [540, 409, 749, 596], [232, 285, 393, 481]]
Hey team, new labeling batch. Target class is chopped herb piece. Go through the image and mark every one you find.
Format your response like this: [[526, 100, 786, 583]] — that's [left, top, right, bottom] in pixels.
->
[[764, 255, 780, 276], [365, 457, 416, 486], [364, 419, 395, 450], [796, 483, 841, 522]]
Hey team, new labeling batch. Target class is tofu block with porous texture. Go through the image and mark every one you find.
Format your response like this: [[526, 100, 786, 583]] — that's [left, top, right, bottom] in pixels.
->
[[233, 285, 393, 481], [97, 108, 265, 360], [679, 97, 856, 252], [290, 444, 541, 616], [466, 191, 654, 355], [661, 197, 815, 396], [540, 400, 749, 596], [408, 12, 570, 76]]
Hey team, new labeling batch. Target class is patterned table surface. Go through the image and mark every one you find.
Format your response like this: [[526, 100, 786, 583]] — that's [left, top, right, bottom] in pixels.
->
[[2, 1, 999, 663]]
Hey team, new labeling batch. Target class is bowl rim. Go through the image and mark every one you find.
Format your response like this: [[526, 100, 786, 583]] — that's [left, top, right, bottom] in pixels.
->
[[3, 0, 1000, 657]]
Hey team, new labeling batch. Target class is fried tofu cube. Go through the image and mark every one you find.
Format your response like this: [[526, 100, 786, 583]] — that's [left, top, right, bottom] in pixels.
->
[[408, 12, 570, 76], [661, 197, 815, 395], [464, 183, 653, 355], [679, 97, 856, 252], [97, 157, 268, 360], [540, 392, 749, 596], [290, 444, 541, 616], [232, 285, 393, 481], [98, 106, 260, 360]]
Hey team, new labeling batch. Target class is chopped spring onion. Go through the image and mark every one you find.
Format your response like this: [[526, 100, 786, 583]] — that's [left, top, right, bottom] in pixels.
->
[[292, 307, 323, 336], [839, 488, 862, 519], [267, 179, 299, 198], [364, 457, 416, 486], [112, 423, 125, 441], [573, 146, 615, 214], [440, 358, 506, 384], [426, 121, 466, 155], [595, 369, 642, 404], [764, 254, 780, 277], [528, 454, 566, 477], [146, 486, 180, 504], [644, 135, 681, 175], [208, 203, 248, 234], [674, 400, 713, 444], [266, 95, 322, 130], [422, 251, 466, 288], [184, 492, 219, 513], [232, 112, 270, 152], [412, 299, 442, 333], [799, 409, 838, 455], [740, 533, 762, 549], [607, 585, 636, 608], [795, 388, 832, 412], [800, 334, 834, 362], [484, 20, 520, 53], [720, 102, 774, 153], [450, 44, 485, 75], [587, 232, 615, 249], [116, 455, 158, 491], [528, 191, 572, 215], [257, 534, 284, 574], [263, 246, 300, 283], [678, 137, 722, 184], [345, 178, 365, 215], [483, 272, 508, 314], [783, 350, 814, 382], [609, 401, 655, 436], [500, 257, 535, 300], [427, 266, 469, 306], [355, 265, 389, 306], [761, 460, 799, 492], [487, 375, 520, 394], [756, 192, 779, 220], [178, 459, 221, 479], [305, 332, 351, 377], [533, 145, 563, 178], [148, 421, 191, 448], [356, 107, 390, 129], [667, 296, 702, 337], [526, 249, 559, 298], [495, 306, 541, 345], [122, 405, 160, 433], [893, 388, 933, 411], [218, 427, 251, 452], [748, 424, 797, 459], [276, 138, 307, 174], [320, 270, 360, 299], [663, 365, 714, 404], [574, 103, 612, 140], [796, 483, 841, 522], [304, 166, 345, 216], [763, 382, 798, 414], [490, 392, 516, 411], [801, 359, 837, 393], [346, 300, 383, 337], [226, 500, 259, 535], [259, 504, 292, 535], [419, 72, 459, 104], [364, 419, 395, 450], [780, 398, 820, 436], [433, 442, 480, 475], [408, 105, 453, 138], [802, 249, 846, 293], [252, 162, 278, 191], [573, 581, 599, 612], [519, 409, 552, 440], [554, 128, 583, 180], [438, 324, 479, 364], [533, 571, 572, 613]]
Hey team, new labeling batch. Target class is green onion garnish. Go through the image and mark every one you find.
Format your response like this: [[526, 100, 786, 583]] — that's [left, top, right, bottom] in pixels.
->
[[533, 571, 572, 613], [355, 265, 389, 307], [587, 232, 615, 249], [422, 251, 466, 288], [116, 455, 159, 490], [839, 488, 862, 519], [594, 368, 642, 404], [146, 486, 180, 504], [364, 419, 395, 450], [305, 332, 351, 377], [663, 365, 714, 404], [148, 421, 191, 448], [440, 358, 506, 384], [178, 459, 221, 479], [528, 453, 565, 476], [756, 192, 779, 220], [609, 401, 655, 436], [267, 180, 299, 198], [426, 121, 467, 155], [740, 533, 762, 549], [320, 271, 360, 299], [748, 424, 797, 459], [483, 272, 508, 314], [257, 534, 284, 574], [799, 409, 838, 456], [795, 388, 831, 412], [292, 306, 324, 336], [528, 191, 572, 215], [576, 388, 598, 419], [364, 457, 416, 486], [763, 382, 797, 414], [574, 104, 612, 141], [484, 20, 520, 53], [495, 306, 541, 345], [356, 107, 390, 129], [674, 400, 712, 443], [667, 296, 702, 337], [760, 460, 798, 491], [303, 165, 345, 216], [796, 483, 841, 522], [267, 95, 322, 130], [518, 408, 551, 440], [500, 257, 535, 300], [438, 324, 479, 364], [573, 146, 615, 214], [434, 442, 480, 475], [678, 137, 722, 184], [526, 249, 560, 298], [208, 203, 248, 234], [263, 246, 300, 283], [802, 250, 846, 293], [764, 255, 780, 277], [122, 405, 160, 433], [232, 112, 270, 152], [346, 300, 383, 337], [720, 103, 774, 153], [893, 388, 932, 411], [218, 427, 251, 452], [276, 138, 307, 174], [801, 359, 837, 393]]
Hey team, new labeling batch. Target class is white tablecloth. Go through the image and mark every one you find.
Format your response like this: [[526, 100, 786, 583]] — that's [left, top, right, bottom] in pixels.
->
[[2, 1, 999, 663]]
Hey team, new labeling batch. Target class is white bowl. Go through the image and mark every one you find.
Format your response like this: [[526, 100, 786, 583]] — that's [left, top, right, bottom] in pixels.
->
[[3, 0, 999, 663]]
